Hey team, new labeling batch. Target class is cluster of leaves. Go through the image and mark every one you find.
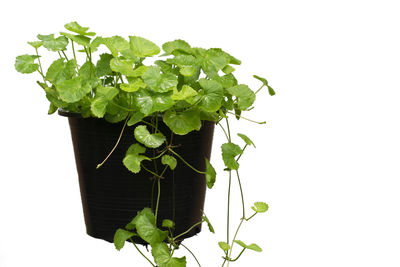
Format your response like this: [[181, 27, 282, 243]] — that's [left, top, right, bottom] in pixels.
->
[[16, 22, 275, 267]]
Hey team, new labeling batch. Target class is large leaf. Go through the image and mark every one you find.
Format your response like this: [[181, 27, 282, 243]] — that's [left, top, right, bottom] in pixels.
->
[[64, 21, 95, 36], [96, 53, 113, 77], [15, 55, 39, 74], [234, 240, 262, 252], [60, 32, 91, 46], [102, 36, 130, 57], [161, 155, 177, 170], [142, 66, 178, 93], [120, 78, 146, 92], [129, 36, 160, 58], [133, 89, 175, 115], [56, 77, 92, 103], [194, 48, 228, 78], [151, 243, 187, 267], [46, 58, 76, 85], [90, 86, 118, 118], [171, 85, 197, 101], [134, 125, 166, 148], [122, 143, 150, 173], [163, 109, 201, 135], [37, 34, 68, 51], [198, 78, 223, 112], [162, 39, 193, 55], [205, 158, 216, 189], [113, 229, 135, 251], [131, 208, 168, 245], [226, 84, 255, 110], [221, 143, 242, 170], [110, 58, 136, 76]]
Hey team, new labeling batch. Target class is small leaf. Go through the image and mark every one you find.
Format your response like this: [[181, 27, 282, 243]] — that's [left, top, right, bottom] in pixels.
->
[[60, 32, 91, 46], [237, 133, 255, 147], [28, 41, 43, 49], [64, 21, 95, 36], [114, 229, 135, 251], [163, 109, 201, 135], [129, 36, 160, 58], [120, 78, 146, 92], [218, 241, 230, 252], [15, 55, 39, 74], [234, 240, 262, 252], [127, 112, 145, 126], [162, 39, 193, 55], [251, 202, 269, 213], [37, 34, 68, 51], [134, 125, 166, 148], [202, 214, 215, 233], [221, 143, 242, 170], [198, 78, 223, 112], [171, 85, 197, 101], [102, 36, 130, 57], [205, 158, 216, 189], [162, 219, 175, 229], [95, 53, 113, 77], [253, 75, 276, 96], [132, 208, 168, 245], [222, 65, 235, 74], [226, 84, 255, 110], [123, 144, 150, 173], [161, 155, 177, 170]]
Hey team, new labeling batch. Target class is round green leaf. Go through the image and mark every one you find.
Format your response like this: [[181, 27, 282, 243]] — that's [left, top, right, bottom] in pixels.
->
[[221, 143, 242, 170], [37, 34, 68, 52], [226, 84, 256, 110], [122, 143, 150, 173], [161, 155, 177, 170], [15, 55, 39, 74], [251, 202, 269, 213], [163, 109, 201, 135], [237, 133, 255, 147], [205, 158, 216, 189], [162, 39, 193, 55], [218, 241, 230, 252], [171, 85, 198, 101], [142, 66, 178, 93], [64, 21, 95, 36], [198, 78, 223, 112], [162, 219, 175, 229], [129, 36, 160, 58], [28, 41, 43, 49], [56, 77, 92, 103], [113, 229, 135, 251], [134, 125, 166, 148]]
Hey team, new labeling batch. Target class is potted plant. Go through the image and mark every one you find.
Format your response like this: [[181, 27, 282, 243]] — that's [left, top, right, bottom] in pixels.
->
[[15, 21, 275, 266]]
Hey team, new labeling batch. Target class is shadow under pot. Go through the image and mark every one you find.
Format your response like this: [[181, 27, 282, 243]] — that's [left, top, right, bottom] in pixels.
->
[[59, 110, 215, 244]]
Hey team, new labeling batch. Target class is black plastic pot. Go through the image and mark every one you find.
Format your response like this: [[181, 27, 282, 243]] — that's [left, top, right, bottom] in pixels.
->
[[59, 110, 215, 244]]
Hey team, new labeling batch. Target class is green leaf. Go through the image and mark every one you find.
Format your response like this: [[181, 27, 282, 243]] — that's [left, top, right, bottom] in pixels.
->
[[251, 202, 269, 213], [162, 219, 175, 229], [202, 214, 215, 233], [221, 143, 242, 170], [130, 66, 150, 77], [179, 66, 197, 77], [78, 61, 97, 81], [110, 58, 136, 76], [142, 66, 178, 93], [226, 84, 255, 110], [205, 158, 216, 189], [37, 34, 68, 51], [234, 240, 262, 252], [152, 242, 171, 266], [134, 125, 166, 148], [113, 229, 135, 251], [91, 96, 108, 117], [194, 48, 228, 78], [88, 36, 103, 52], [218, 241, 230, 252], [198, 78, 223, 112], [28, 41, 43, 49], [171, 85, 197, 101], [165, 257, 186, 267], [253, 75, 275, 96], [166, 54, 198, 66], [60, 32, 91, 46], [56, 77, 92, 103], [237, 133, 255, 147], [222, 65, 235, 74], [127, 112, 145, 126], [133, 89, 175, 115], [161, 155, 177, 170], [64, 21, 95, 36], [46, 58, 76, 85], [120, 78, 146, 92], [215, 74, 238, 89], [48, 103, 58, 114], [162, 39, 193, 55], [15, 55, 39, 74], [163, 109, 201, 135], [103, 36, 130, 57], [129, 36, 160, 58], [123, 144, 150, 173], [96, 85, 119, 100], [132, 208, 168, 244], [96, 53, 113, 77]]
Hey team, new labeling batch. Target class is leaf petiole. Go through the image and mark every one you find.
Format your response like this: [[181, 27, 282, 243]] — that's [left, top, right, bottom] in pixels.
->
[[226, 111, 266, 124]]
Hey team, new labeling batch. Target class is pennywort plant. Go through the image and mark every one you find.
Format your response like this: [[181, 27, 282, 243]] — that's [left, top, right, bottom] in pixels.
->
[[15, 22, 275, 266]]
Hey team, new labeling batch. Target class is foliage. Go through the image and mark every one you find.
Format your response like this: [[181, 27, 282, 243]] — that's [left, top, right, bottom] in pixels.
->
[[16, 21, 275, 267]]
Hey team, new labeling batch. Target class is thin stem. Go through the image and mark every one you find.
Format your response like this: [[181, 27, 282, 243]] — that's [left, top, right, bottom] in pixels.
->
[[236, 170, 246, 218], [255, 85, 265, 94], [229, 248, 246, 262], [57, 51, 63, 59], [71, 40, 77, 61], [226, 111, 266, 124], [61, 50, 69, 61], [225, 117, 232, 142], [227, 219, 244, 266], [141, 164, 162, 178], [181, 243, 201, 267], [96, 117, 129, 169], [148, 149, 167, 160], [173, 221, 203, 241], [155, 178, 161, 223], [130, 238, 156, 267], [245, 212, 257, 221], [236, 144, 248, 162], [35, 48, 45, 83], [217, 122, 229, 141], [227, 170, 232, 244], [168, 148, 206, 174]]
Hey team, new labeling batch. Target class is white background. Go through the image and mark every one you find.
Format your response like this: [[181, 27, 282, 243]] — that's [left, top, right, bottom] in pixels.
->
[[1, 0, 400, 266]]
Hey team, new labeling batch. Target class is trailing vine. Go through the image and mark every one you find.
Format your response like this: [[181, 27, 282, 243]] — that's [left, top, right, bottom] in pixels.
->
[[15, 21, 275, 266]]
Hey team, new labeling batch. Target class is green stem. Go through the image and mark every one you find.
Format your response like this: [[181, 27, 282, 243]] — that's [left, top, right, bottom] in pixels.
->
[[255, 85, 265, 94], [226, 111, 266, 124], [61, 50, 69, 61], [155, 178, 161, 223], [217, 122, 229, 141], [148, 149, 167, 160], [227, 170, 232, 244], [236, 170, 246, 219], [35, 48, 45, 82], [141, 164, 162, 178], [130, 238, 156, 267], [57, 51, 63, 59], [245, 212, 257, 221], [236, 144, 248, 162], [181, 243, 201, 267], [71, 40, 77, 61], [227, 219, 244, 267], [228, 248, 246, 262], [173, 221, 203, 241], [168, 149, 206, 174], [96, 117, 129, 169]]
